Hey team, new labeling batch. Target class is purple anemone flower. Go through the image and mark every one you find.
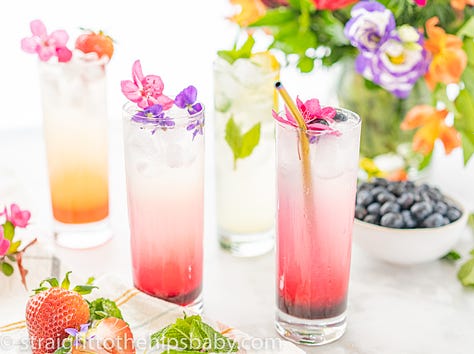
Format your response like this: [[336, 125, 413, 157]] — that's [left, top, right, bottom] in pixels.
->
[[174, 85, 203, 114], [344, 1, 396, 53], [65, 323, 91, 346], [356, 27, 430, 98]]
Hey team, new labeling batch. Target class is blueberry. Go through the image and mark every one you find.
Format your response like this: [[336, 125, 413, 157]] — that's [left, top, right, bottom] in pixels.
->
[[446, 207, 462, 222], [363, 214, 379, 224], [373, 178, 388, 187], [401, 210, 417, 228], [387, 182, 404, 196], [309, 118, 329, 126], [380, 201, 401, 215], [427, 188, 442, 201], [422, 213, 445, 228], [356, 190, 374, 206], [410, 202, 433, 221], [377, 192, 396, 204], [404, 181, 415, 189], [358, 182, 371, 191], [380, 212, 404, 228], [420, 191, 432, 203], [367, 202, 381, 215], [434, 201, 448, 216], [334, 111, 348, 122], [355, 205, 367, 220], [397, 193, 415, 209], [443, 217, 450, 225], [370, 186, 386, 197]]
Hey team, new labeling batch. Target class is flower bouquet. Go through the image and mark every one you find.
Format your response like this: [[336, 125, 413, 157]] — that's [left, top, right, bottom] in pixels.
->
[[0, 203, 36, 289], [229, 0, 474, 178]]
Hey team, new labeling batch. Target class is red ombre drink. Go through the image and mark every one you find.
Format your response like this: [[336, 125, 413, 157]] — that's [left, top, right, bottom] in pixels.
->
[[122, 97, 205, 311], [275, 103, 361, 345]]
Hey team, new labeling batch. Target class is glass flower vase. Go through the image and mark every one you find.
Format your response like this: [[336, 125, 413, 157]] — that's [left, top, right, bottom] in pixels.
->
[[336, 60, 431, 179]]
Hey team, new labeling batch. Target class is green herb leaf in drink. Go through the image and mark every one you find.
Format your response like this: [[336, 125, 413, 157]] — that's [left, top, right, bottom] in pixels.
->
[[458, 254, 474, 287], [217, 35, 255, 65], [225, 117, 261, 170]]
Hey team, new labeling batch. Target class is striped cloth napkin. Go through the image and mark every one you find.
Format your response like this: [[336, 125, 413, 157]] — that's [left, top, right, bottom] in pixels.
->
[[0, 247, 304, 354]]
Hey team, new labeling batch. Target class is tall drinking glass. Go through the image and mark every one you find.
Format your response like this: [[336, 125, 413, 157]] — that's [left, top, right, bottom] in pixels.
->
[[213, 54, 279, 257], [275, 108, 361, 345], [123, 103, 205, 312], [39, 60, 111, 249]]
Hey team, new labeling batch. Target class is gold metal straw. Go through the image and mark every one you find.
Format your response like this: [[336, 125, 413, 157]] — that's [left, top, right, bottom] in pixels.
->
[[275, 81, 312, 194]]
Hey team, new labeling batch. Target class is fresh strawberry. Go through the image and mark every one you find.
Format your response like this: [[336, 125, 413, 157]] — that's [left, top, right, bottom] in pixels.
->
[[71, 317, 135, 354], [25, 273, 96, 354], [75, 30, 114, 59]]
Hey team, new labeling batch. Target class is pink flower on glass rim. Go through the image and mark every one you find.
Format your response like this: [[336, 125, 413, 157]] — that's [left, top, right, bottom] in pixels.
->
[[3, 204, 31, 228], [21, 19, 72, 62], [272, 97, 340, 136], [121, 60, 174, 109], [0, 228, 10, 256]]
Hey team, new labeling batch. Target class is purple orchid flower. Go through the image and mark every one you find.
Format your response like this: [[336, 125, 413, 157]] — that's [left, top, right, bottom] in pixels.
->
[[187, 116, 205, 140], [344, 1, 396, 53], [65, 323, 91, 346], [356, 26, 430, 98], [174, 85, 203, 114]]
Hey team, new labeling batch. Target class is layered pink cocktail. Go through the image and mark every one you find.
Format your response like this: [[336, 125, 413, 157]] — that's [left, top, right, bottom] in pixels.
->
[[123, 101, 205, 308], [275, 104, 361, 345]]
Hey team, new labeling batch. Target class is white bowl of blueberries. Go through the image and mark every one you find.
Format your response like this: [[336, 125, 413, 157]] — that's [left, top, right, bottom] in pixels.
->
[[353, 178, 468, 265]]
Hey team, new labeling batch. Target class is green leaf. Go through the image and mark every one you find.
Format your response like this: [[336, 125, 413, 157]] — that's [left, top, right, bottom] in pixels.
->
[[61, 271, 71, 289], [297, 55, 314, 72], [418, 151, 433, 171], [40, 277, 59, 288], [217, 35, 255, 65], [1, 261, 14, 276], [458, 258, 474, 286], [54, 336, 73, 354], [86, 276, 95, 285], [457, 17, 474, 38], [3, 221, 15, 241], [454, 89, 474, 164], [470, 249, 474, 257], [72, 285, 98, 295], [441, 250, 461, 262], [150, 314, 238, 352], [225, 117, 261, 170], [88, 298, 123, 321], [6, 241, 21, 255], [249, 8, 295, 27]]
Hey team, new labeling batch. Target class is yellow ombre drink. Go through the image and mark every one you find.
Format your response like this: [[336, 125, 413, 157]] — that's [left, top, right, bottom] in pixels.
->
[[39, 58, 111, 248]]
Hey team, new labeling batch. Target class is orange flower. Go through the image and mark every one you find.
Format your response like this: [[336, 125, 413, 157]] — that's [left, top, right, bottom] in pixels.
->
[[423, 17, 467, 90], [401, 105, 461, 155], [229, 0, 267, 27], [451, 0, 474, 11]]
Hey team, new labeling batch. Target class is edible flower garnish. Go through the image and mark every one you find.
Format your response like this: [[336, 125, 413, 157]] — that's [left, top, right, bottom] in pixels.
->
[[65, 323, 92, 346], [272, 97, 340, 142], [121, 60, 204, 139], [21, 19, 115, 64], [21, 19, 72, 62]]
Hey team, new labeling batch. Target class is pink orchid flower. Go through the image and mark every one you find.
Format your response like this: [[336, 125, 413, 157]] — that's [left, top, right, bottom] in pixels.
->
[[272, 97, 340, 136], [0, 228, 10, 256], [121, 60, 174, 109], [21, 19, 72, 62], [3, 204, 31, 228], [414, 0, 427, 6]]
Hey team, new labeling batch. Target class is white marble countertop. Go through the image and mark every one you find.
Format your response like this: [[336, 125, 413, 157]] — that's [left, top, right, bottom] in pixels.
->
[[1, 123, 474, 354]]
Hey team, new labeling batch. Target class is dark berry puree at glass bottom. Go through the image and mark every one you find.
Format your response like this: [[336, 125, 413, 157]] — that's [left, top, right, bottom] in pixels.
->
[[133, 261, 202, 306]]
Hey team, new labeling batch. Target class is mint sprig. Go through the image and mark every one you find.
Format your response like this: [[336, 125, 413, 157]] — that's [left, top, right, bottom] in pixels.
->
[[151, 314, 238, 353], [225, 116, 261, 170], [217, 35, 255, 65], [88, 297, 123, 322]]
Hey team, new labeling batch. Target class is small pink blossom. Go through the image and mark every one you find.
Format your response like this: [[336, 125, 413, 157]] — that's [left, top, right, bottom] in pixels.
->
[[21, 19, 72, 62], [414, 0, 427, 6], [272, 97, 339, 137], [4, 204, 31, 228], [121, 60, 174, 109], [0, 228, 9, 256]]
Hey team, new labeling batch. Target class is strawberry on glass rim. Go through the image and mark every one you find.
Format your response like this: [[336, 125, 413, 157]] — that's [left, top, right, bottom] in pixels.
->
[[75, 29, 114, 60]]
